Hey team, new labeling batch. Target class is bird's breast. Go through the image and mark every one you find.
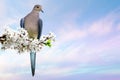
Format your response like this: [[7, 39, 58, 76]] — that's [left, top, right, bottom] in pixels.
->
[[24, 14, 39, 38]]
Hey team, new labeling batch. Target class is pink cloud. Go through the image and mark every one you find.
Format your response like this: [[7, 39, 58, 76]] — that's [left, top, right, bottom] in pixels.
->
[[56, 12, 87, 44], [117, 23, 120, 31], [57, 26, 86, 44], [57, 8, 120, 44], [87, 11, 120, 36]]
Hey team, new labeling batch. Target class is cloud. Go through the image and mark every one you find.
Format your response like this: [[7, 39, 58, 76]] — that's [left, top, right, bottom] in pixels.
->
[[87, 9, 120, 36], [56, 7, 120, 46], [0, 1, 7, 17], [56, 12, 87, 44], [0, 0, 23, 34], [117, 23, 120, 31]]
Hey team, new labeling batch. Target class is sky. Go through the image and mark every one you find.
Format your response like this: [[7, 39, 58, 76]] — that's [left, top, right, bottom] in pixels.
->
[[0, 0, 120, 80]]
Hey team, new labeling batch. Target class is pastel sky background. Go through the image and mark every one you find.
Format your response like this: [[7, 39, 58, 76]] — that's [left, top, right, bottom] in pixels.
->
[[0, 0, 120, 80]]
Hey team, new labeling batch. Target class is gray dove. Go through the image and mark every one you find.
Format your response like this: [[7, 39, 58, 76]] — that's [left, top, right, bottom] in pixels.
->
[[20, 4, 43, 76]]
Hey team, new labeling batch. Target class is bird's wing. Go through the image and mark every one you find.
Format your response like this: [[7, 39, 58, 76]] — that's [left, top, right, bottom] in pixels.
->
[[20, 18, 25, 28], [37, 18, 43, 39]]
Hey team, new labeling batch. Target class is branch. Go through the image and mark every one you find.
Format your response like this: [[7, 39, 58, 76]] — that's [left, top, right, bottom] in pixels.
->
[[0, 28, 55, 53]]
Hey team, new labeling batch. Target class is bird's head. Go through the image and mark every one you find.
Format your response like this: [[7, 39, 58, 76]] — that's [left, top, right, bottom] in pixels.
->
[[33, 4, 44, 13]]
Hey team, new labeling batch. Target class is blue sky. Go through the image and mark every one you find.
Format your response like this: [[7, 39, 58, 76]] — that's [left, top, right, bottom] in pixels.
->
[[0, 0, 120, 80]]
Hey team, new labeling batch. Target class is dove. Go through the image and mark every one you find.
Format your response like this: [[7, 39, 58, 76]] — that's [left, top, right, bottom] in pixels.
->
[[20, 4, 43, 76]]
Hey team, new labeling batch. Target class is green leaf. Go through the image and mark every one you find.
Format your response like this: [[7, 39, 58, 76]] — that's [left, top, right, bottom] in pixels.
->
[[45, 39, 52, 47]]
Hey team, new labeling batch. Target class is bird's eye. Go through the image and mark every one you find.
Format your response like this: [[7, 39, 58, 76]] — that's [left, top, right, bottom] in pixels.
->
[[36, 6, 39, 8]]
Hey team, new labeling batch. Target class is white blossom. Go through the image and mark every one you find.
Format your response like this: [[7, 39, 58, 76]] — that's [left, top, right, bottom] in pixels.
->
[[0, 28, 55, 53]]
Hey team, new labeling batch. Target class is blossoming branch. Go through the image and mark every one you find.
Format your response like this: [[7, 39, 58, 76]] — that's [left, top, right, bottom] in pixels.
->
[[0, 28, 55, 53]]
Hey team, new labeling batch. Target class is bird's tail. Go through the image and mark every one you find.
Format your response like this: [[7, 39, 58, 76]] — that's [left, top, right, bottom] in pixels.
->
[[30, 52, 36, 76]]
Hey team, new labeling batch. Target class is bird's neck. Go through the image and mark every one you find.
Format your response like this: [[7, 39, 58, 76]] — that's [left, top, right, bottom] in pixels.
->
[[31, 10, 40, 15]]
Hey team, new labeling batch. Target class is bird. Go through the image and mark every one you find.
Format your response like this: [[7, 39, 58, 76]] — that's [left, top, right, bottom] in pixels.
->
[[20, 4, 43, 76]]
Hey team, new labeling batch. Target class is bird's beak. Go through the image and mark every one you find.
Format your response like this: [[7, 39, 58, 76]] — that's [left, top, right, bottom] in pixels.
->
[[41, 9, 44, 13]]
